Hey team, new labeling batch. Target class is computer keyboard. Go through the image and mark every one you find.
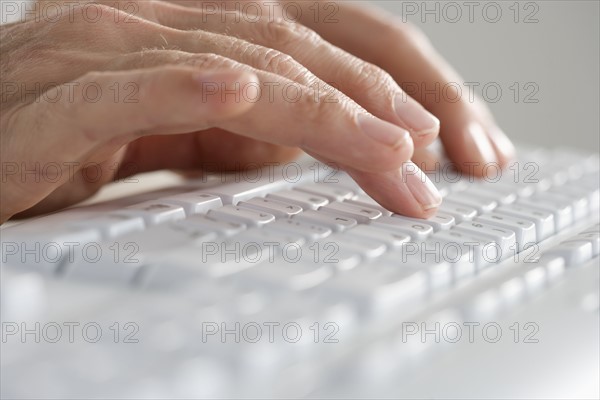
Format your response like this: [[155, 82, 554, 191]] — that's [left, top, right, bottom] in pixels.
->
[[1, 146, 599, 398]]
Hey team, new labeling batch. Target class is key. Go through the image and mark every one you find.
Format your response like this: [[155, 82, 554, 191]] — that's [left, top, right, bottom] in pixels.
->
[[305, 241, 361, 271], [268, 219, 332, 242], [445, 193, 498, 214], [177, 215, 246, 237], [518, 196, 573, 231], [319, 201, 382, 223], [1, 228, 102, 272], [435, 230, 502, 268], [495, 204, 555, 241], [158, 192, 223, 215], [536, 190, 588, 219], [65, 223, 219, 282], [161, 235, 277, 279], [293, 210, 357, 232], [208, 205, 275, 227], [392, 212, 456, 232], [565, 231, 599, 257], [267, 190, 329, 210], [114, 201, 186, 225], [541, 241, 593, 267], [438, 202, 478, 222], [522, 266, 546, 293], [345, 225, 411, 249], [237, 197, 303, 218], [294, 183, 354, 202], [207, 178, 291, 205], [378, 253, 454, 291], [371, 216, 434, 240], [465, 186, 517, 205], [334, 234, 387, 260], [317, 265, 428, 316], [454, 221, 517, 259], [236, 257, 334, 291], [346, 195, 392, 216], [498, 277, 526, 305], [433, 178, 469, 197], [476, 213, 537, 251], [67, 213, 145, 239]]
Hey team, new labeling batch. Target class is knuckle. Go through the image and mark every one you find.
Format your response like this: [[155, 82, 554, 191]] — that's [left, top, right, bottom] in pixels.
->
[[353, 61, 395, 93], [261, 19, 322, 47], [194, 53, 238, 69], [259, 47, 296, 75]]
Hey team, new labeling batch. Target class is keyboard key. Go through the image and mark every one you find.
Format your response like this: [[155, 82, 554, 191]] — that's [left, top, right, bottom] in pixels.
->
[[177, 215, 246, 237], [334, 234, 387, 260], [346, 195, 392, 216], [267, 190, 329, 210], [320, 202, 383, 223], [114, 201, 186, 225], [379, 253, 454, 291], [438, 202, 478, 223], [345, 225, 411, 249], [293, 210, 358, 232], [546, 188, 590, 220], [435, 230, 502, 268], [476, 213, 537, 251], [541, 241, 593, 267], [565, 231, 599, 257], [495, 204, 555, 241], [158, 192, 223, 215], [1, 228, 102, 273], [208, 205, 275, 227], [454, 221, 517, 259], [294, 183, 354, 202], [236, 257, 334, 291], [465, 186, 517, 205], [317, 265, 428, 316], [445, 193, 498, 214], [268, 219, 332, 242], [391, 212, 456, 232], [237, 197, 303, 218], [371, 216, 434, 240], [65, 223, 219, 283], [518, 196, 573, 231], [67, 213, 145, 239]]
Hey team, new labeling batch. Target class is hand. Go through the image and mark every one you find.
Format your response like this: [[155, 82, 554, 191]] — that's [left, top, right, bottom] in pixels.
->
[[0, 0, 508, 223], [169, 0, 515, 184]]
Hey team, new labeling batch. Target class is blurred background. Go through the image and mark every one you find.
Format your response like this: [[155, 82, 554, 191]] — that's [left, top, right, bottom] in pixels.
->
[[373, 0, 599, 151]]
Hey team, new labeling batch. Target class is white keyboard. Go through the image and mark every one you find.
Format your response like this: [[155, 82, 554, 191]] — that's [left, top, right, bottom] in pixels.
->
[[1, 147, 599, 399]]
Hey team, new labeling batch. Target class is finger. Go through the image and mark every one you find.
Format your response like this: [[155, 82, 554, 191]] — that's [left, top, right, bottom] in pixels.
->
[[103, 49, 414, 173], [294, 2, 516, 174], [348, 162, 442, 218], [144, 1, 440, 146], [2, 66, 256, 219], [411, 147, 440, 173]]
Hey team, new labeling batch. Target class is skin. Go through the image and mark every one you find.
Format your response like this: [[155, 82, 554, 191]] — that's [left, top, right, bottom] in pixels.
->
[[0, 0, 515, 224]]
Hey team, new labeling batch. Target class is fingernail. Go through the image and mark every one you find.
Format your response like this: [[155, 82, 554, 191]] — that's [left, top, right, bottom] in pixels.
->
[[357, 114, 411, 148], [401, 161, 442, 210], [466, 122, 498, 164], [394, 94, 440, 136]]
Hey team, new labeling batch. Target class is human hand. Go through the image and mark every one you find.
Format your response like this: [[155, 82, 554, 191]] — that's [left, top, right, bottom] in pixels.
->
[[0, 0, 511, 223]]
